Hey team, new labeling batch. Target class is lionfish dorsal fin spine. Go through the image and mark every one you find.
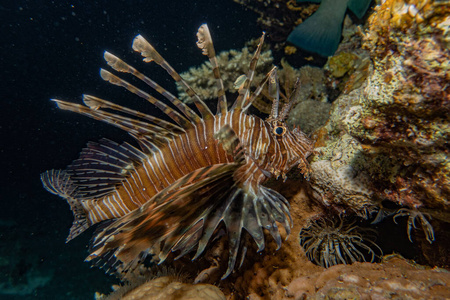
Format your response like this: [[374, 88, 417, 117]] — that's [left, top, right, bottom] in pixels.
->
[[99, 69, 193, 129], [242, 66, 277, 112], [232, 32, 266, 111], [132, 35, 214, 120], [82, 95, 184, 133], [196, 24, 228, 116], [52, 99, 174, 146], [268, 68, 280, 120], [213, 124, 245, 163], [103, 51, 201, 124], [278, 78, 300, 121]]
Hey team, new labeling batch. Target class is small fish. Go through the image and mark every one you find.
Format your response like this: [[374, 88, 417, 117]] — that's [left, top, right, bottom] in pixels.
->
[[287, 0, 372, 56], [41, 24, 315, 279]]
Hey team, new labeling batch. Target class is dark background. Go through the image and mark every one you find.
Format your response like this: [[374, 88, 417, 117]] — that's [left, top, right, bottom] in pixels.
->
[[1, 1, 258, 298]]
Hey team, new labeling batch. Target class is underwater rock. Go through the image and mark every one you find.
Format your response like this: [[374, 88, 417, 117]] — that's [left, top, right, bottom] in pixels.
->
[[97, 276, 226, 300], [286, 255, 450, 299], [287, 99, 331, 134], [309, 0, 450, 217], [354, 0, 450, 209]]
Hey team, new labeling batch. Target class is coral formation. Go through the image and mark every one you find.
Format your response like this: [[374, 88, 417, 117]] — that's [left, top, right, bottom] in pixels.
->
[[87, 1, 450, 298], [177, 46, 273, 103], [286, 255, 450, 299], [299, 216, 381, 268], [309, 131, 376, 213], [309, 0, 450, 227], [353, 0, 450, 209], [96, 276, 225, 300]]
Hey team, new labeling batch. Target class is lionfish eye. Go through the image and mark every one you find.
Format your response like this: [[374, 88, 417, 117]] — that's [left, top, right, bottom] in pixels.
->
[[273, 125, 286, 136]]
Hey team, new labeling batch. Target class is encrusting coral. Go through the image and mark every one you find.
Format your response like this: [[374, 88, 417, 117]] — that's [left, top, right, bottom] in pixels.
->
[[96, 276, 225, 300], [285, 254, 450, 299], [351, 0, 450, 210], [309, 0, 450, 227]]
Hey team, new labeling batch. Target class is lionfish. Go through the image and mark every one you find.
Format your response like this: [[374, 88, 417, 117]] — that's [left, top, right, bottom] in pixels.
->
[[41, 24, 315, 279]]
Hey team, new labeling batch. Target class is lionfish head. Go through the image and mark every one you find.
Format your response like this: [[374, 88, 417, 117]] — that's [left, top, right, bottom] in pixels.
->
[[263, 71, 315, 180]]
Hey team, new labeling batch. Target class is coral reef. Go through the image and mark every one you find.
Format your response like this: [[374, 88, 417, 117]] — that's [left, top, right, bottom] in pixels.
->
[[88, 1, 450, 298], [309, 0, 450, 224], [352, 0, 449, 209], [284, 64, 330, 131], [97, 276, 225, 300], [287, 99, 331, 133], [286, 255, 450, 299], [177, 46, 273, 103], [299, 216, 381, 268], [178, 48, 332, 134]]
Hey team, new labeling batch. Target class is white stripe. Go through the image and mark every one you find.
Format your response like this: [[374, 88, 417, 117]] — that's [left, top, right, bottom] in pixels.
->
[[154, 150, 174, 184], [104, 195, 120, 217], [96, 202, 109, 219], [123, 182, 140, 206], [112, 192, 129, 214], [141, 161, 159, 192], [167, 142, 185, 175], [82, 200, 99, 224]]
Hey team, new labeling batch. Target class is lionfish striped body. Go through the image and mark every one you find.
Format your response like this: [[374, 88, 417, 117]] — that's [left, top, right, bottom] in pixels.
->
[[41, 25, 314, 278]]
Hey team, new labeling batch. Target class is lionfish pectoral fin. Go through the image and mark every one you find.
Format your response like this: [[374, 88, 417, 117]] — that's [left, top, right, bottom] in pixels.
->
[[203, 182, 292, 279], [85, 162, 241, 276], [40, 170, 89, 241]]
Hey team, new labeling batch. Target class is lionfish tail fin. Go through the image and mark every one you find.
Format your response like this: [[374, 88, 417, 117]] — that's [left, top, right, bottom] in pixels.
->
[[40, 170, 89, 241], [196, 24, 228, 115]]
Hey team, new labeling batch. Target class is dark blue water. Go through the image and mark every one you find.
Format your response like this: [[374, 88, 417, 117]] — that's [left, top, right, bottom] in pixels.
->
[[0, 1, 258, 298]]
